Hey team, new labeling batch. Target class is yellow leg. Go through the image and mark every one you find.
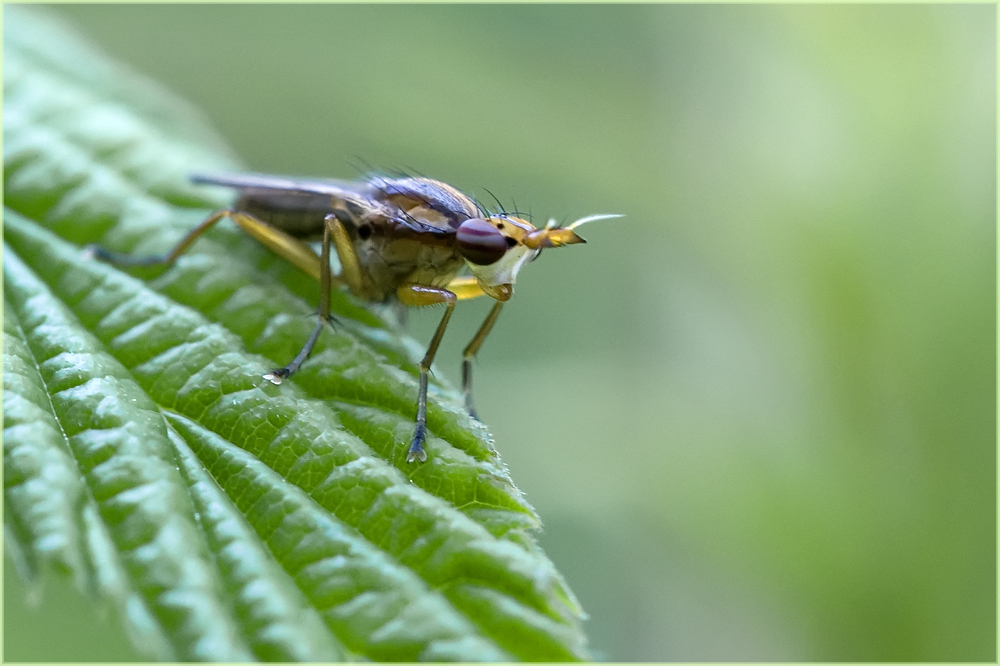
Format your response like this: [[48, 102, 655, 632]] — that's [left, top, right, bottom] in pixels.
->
[[326, 213, 366, 298], [445, 275, 512, 302], [86, 209, 325, 281], [263, 213, 369, 384], [397, 284, 459, 462], [441, 275, 508, 418], [85, 210, 232, 266], [461, 300, 504, 419], [228, 211, 325, 281], [87, 207, 347, 387], [444, 275, 488, 301], [263, 219, 337, 384]]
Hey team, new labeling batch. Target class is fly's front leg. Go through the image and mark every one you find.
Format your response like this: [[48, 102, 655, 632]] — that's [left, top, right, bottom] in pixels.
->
[[264, 214, 349, 384], [443, 275, 510, 420], [396, 284, 459, 462], [462, 300, 504, 420]]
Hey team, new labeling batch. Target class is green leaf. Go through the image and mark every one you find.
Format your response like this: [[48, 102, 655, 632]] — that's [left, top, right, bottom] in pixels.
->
[[3, 6, 589, 661]]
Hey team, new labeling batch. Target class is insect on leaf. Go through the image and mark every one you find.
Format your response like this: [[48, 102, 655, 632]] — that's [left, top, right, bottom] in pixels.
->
[[3, 6, 590, 662]]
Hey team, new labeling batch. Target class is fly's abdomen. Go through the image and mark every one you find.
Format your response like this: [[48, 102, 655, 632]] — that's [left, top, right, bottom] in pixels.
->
[[234, 190, 336, 239]]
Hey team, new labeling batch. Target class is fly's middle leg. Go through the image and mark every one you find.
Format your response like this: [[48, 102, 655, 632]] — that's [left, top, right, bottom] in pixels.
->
[[396, 284, 459, 462], [264, 214, 349, 384]]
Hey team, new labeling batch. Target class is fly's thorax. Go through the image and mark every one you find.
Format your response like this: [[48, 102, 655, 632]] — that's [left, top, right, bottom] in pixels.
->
[[351, 219, 465, 299], [369, 176, 479, 229]]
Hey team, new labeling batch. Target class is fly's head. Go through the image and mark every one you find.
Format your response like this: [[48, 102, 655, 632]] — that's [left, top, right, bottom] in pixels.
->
[[455, 213, 622, 300]]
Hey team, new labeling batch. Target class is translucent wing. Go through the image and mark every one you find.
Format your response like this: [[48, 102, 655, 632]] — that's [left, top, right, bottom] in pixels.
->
[[191, 172, 375, 203], [192, 172, 482, 238]]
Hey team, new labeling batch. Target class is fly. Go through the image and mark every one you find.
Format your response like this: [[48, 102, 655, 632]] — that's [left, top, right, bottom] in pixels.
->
[[87, 172, 620, 462]]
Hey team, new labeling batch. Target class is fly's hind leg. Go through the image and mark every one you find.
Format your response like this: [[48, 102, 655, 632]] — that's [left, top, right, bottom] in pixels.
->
[[85, 211, 234, 266], [264, 213, 354, 384], [84, 208, 340, 385], [396, 284, 459, 462], [86, 209, 325, 278]]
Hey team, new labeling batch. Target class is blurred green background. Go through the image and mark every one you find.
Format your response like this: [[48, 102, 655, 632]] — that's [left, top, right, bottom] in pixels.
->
[[7, 5, 995, 661]]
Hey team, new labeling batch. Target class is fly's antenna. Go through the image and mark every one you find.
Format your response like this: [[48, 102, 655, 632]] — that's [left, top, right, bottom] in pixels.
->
[[565, 213, 624, 231]]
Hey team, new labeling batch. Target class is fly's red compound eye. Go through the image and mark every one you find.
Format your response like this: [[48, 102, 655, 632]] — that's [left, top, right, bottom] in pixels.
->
[[457, 218, 508, 265]]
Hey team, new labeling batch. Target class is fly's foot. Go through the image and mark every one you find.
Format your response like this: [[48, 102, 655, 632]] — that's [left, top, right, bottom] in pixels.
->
[[83, 244, 125, 263], [263, 367, 291, 385], [319, 311, 341, 333], [406, 427, 428, 463], [463, 382, 478, 420]]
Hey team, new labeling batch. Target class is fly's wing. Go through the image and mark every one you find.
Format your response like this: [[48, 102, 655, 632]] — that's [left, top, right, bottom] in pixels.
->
[[191, 172, 379, 212], [192, 172, 466, 237]]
